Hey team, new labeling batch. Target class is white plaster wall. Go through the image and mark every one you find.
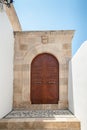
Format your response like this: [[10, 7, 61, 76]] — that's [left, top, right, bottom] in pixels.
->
[[68, 41, 87, 130], [0, 11, 14, 118]]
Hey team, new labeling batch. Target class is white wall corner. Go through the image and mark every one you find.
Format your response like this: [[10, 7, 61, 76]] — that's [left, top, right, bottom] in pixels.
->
[[68, 40, 87, 130], [0, 11, 14, 119]]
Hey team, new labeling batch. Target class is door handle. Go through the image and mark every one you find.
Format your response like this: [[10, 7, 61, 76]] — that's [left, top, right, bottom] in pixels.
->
[[48, 81, 56, 84], [35, 82, 42, 84]]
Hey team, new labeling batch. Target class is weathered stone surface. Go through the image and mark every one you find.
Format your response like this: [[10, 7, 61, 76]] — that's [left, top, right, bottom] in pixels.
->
[[5, 5, 22, 31], [0, 115, 80, 130], [13, 30, 74, 109], [20, 44, 28, 50]]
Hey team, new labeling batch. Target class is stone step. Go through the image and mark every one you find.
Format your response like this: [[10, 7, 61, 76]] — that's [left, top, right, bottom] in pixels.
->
[[0, 117, 80, 130], [14, 104, 68, 110]]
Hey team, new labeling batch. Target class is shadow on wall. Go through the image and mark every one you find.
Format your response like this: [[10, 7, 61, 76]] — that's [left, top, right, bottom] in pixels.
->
[[68, 40, 87, 130], [68, 61, 75, 114]]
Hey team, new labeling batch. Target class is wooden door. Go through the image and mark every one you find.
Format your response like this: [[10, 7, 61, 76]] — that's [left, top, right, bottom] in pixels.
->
[[31, 53, 59, 104]]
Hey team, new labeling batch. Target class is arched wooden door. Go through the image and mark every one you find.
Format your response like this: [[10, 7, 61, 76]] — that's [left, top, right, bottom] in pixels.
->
[[31, 53, 59, 104]]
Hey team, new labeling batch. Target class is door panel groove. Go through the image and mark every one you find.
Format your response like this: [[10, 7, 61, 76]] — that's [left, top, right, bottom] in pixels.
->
[[31, 53, 59, 104]]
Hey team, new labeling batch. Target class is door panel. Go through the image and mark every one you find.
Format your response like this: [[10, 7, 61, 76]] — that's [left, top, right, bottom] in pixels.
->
[[31, 53, 59, 104]]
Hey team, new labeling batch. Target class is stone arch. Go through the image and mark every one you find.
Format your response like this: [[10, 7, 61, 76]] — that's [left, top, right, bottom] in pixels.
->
[[14, 31, 73, 109], [24, 44, 62, 64], [24, 45, 63, 104]]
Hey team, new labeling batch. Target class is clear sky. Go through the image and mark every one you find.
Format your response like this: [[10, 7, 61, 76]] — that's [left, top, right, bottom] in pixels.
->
[[14, 0, 87, 55]]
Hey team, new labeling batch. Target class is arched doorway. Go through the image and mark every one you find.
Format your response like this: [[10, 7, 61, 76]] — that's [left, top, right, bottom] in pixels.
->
[[31, 53, 59, 104]]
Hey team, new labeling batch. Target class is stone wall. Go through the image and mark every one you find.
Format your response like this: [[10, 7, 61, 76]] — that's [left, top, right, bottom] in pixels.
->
[[4, 4, 22, 31], [13, 30, 74, 109]]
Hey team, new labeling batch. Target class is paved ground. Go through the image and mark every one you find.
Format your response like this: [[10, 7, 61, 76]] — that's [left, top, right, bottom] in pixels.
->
[[4, 110, 73, 118]]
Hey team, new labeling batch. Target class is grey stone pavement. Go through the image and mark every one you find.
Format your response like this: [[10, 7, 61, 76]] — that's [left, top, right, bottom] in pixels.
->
[[4, 110, 73, 119]]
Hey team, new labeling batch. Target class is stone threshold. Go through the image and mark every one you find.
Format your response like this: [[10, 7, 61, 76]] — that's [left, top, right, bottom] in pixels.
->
[[4, 109, 73, 119]]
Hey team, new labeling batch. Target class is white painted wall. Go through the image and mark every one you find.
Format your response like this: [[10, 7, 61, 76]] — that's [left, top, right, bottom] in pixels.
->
[[68, 41, 87, 130], [0, 10, 14, 118]]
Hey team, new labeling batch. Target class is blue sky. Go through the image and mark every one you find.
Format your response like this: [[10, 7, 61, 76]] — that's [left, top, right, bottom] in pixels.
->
[[14, 0, 87, 55]]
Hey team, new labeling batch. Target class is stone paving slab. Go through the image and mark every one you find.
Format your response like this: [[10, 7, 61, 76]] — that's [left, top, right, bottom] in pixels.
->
[[4, 110, 73, 118], [0, 117, 81, 130]]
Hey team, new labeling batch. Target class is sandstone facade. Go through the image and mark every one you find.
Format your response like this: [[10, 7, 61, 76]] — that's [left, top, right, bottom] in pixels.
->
[[13, 30, 74, 109], [5, 4, 22, 31]]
